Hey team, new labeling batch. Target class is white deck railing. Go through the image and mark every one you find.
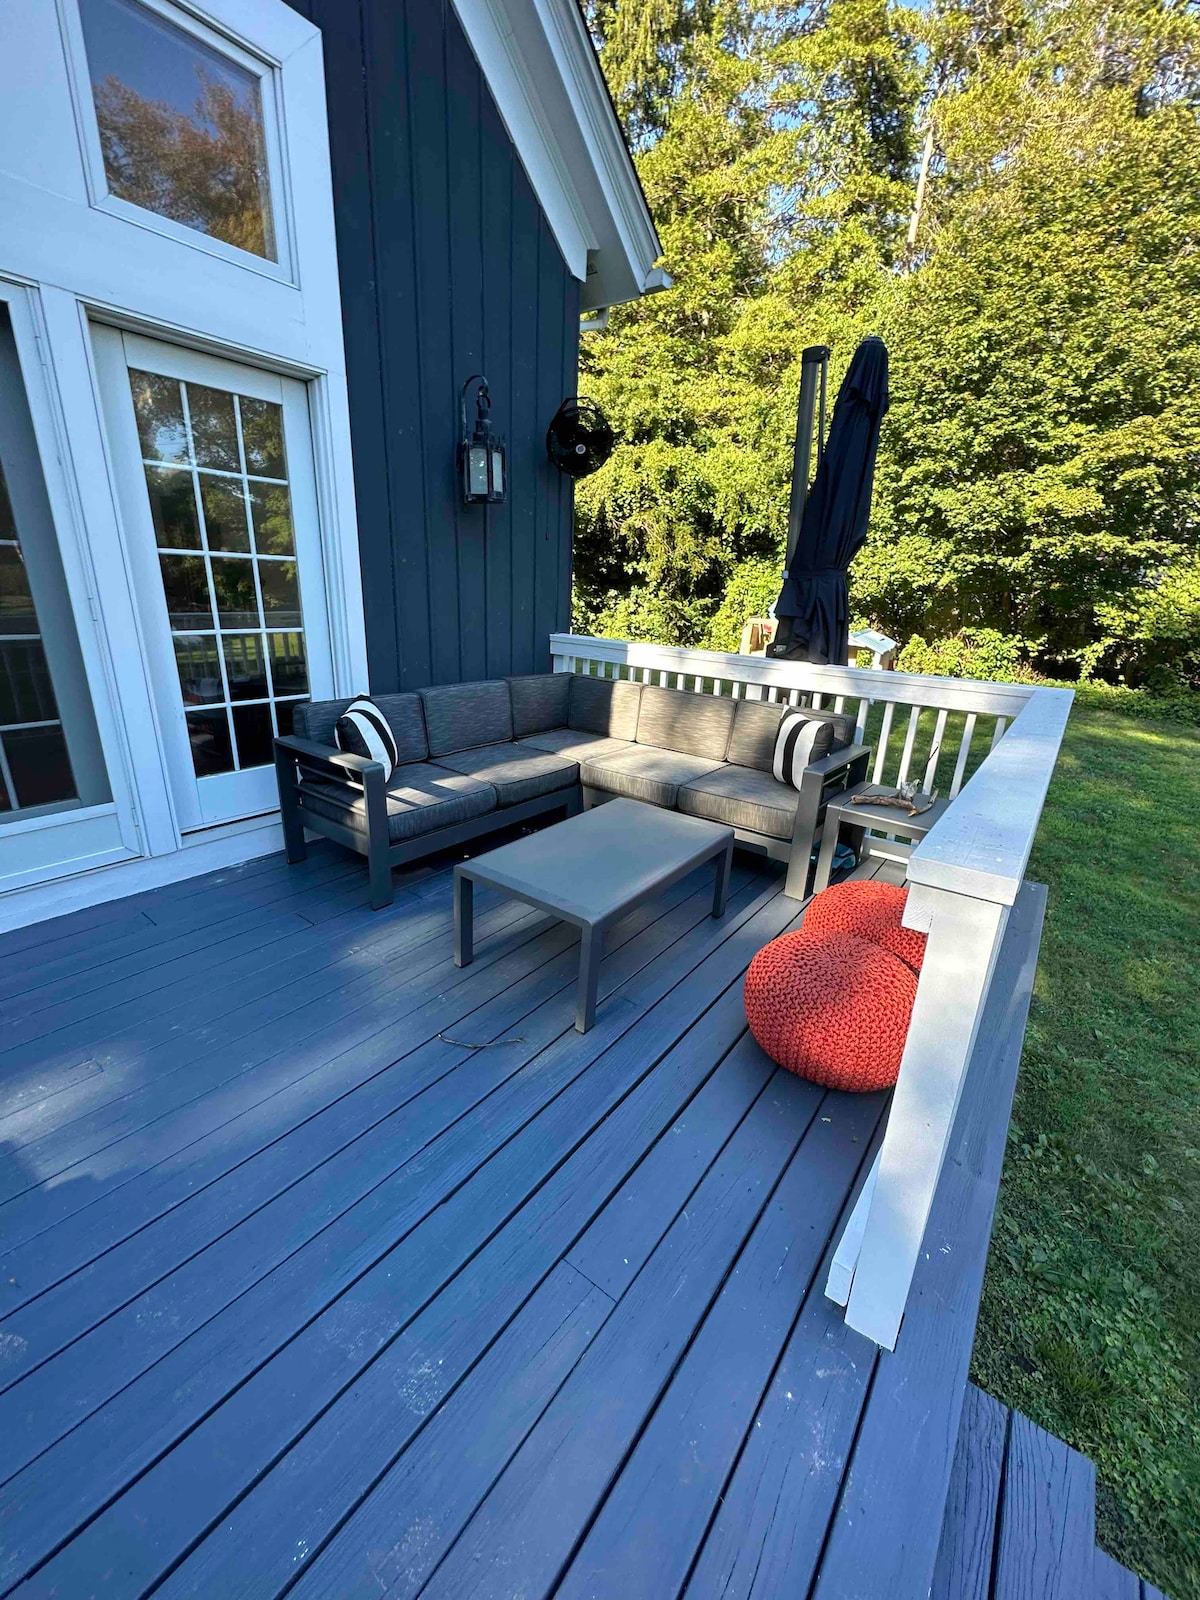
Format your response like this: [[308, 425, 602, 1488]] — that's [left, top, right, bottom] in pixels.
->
[[551, 633, 1072, 1349]]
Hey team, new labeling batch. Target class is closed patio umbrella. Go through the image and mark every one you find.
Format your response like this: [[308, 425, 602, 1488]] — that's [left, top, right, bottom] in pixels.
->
[[772, 335, 890, 666]]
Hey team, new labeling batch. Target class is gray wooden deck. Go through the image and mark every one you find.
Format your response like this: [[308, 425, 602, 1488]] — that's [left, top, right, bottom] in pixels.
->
[[0, 834, 1042, 1599], [934, 1385, 1160, 1600]]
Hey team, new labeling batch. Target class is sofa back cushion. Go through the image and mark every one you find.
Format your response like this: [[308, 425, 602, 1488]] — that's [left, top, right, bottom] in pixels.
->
[[726, 701, 784, 771], [507, 673, 571, 737], [727, 699, 855, 770], [295, 693, 428, 763], [419, 680, 513, 756], [568, 675, 642, 740], [635, 685, 735, 761]]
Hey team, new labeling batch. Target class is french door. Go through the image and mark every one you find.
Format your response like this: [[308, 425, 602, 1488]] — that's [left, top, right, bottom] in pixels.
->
[[95, 328, 334, 831]]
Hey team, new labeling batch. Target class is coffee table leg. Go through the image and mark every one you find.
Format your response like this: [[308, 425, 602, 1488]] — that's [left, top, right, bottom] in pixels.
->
[[454, 872, 473, 968], [576, 922, 601, 1033], [813, 812, 840, 895], [712, 840, 733, 917]]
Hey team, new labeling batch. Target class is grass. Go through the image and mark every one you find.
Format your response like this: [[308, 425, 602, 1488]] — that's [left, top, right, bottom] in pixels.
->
[[969, 702, 1200, 1599]]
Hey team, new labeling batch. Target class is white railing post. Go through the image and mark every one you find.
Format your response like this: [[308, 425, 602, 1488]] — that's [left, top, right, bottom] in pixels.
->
[[828, 684, 1073, 1348], [837, 884, 1007, 1348]]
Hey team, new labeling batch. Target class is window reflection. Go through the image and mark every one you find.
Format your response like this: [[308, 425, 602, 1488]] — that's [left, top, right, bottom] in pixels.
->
[[79, 0, 277, 260]]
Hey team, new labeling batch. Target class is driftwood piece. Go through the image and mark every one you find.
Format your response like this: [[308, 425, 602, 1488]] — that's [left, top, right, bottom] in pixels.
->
[[849, 786, 937, 818]]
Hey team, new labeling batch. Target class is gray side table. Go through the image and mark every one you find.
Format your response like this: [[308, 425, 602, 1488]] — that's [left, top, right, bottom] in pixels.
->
[[454, 798, 735, 1032], [813, 783, 950, 893]]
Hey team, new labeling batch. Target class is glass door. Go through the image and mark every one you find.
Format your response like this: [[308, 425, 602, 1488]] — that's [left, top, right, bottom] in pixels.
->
[[0, 306, 110, 824], [94, 328, 333, 831]]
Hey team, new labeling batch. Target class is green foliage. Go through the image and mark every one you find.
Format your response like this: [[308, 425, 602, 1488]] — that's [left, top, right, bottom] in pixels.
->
[[576, 0, 1200, 689], [895, 628, 1026, 681], [703, 557, 782, 649], [973, 705, 1200, 1598]]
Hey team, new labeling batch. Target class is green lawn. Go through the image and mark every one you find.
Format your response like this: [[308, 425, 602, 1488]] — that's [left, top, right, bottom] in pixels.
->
[[969, 703, 1200, 1599]]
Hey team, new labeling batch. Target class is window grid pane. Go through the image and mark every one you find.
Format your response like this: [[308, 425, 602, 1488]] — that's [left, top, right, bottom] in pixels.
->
[[132, 372, 306, 776]]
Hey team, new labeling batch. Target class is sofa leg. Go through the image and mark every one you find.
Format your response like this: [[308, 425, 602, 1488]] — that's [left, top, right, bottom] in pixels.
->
[[273, 743, 307, 865], [363, 765, 393, 909], [368, 841, 393, 909], [783, 768, 823, 899], [784, 841, 812, 900]]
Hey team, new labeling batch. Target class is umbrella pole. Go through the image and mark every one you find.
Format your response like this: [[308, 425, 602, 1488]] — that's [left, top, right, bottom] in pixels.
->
[[785, 344, 830, 570]]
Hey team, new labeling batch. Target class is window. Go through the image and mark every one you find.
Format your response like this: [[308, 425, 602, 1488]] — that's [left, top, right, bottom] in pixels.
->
[[129, 367, 309, 776], [77, 0, 277, 261], [0, 308, 110, 821]]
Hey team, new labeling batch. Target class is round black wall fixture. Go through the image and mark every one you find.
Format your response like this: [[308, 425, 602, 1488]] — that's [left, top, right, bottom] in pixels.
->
[[545, 398, 615, 479]]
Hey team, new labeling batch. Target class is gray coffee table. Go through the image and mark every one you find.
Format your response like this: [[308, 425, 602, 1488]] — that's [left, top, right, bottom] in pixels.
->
[[453, 798, 735, 1033]]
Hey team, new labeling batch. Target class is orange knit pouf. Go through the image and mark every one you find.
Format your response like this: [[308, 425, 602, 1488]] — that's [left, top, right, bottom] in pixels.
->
[[743, 929, 917, 1092], [802, 878, 926, 971]]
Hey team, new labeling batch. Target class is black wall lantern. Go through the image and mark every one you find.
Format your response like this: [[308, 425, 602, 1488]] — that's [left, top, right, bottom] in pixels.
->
[[459, 374, 506, 505]]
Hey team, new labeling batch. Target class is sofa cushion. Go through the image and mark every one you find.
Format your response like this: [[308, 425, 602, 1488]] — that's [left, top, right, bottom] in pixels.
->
[[726, 700, 785, 771], [436, 742, 578, 807], [726, 699, 854, 771], [518, 729, 636, 764], [677, 765, 799, 840], [635, 685, 735, 761], [300, 762, 494, 843], [581, 745, 724, 809], [568, 675, 642, 740], [295, 694, 428, 764], [419, 680, 513, 756], [507, 673, 571, 737]]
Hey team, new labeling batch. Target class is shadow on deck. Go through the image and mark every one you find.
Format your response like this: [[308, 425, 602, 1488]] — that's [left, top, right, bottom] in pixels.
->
[[0, 835, 1049, 1598]]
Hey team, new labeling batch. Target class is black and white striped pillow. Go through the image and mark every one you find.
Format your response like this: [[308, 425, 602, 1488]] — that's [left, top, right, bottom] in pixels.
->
[[335, 697, 398, 779], [771, 711, 835, 790]]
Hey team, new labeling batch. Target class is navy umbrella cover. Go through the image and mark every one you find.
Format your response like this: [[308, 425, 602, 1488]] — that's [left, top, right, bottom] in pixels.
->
[[775, 335, 890, 666]]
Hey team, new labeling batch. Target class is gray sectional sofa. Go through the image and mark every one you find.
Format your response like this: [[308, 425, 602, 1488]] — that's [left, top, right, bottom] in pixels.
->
[[274, 673, 870, 908]]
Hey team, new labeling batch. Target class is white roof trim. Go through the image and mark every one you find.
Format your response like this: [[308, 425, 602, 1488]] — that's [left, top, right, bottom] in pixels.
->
[[451, 0, 664, 307]]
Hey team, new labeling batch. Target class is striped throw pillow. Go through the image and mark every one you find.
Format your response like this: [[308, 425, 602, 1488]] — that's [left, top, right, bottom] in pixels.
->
[[335, 697, 399, 779], [771, 711, 834, 790]]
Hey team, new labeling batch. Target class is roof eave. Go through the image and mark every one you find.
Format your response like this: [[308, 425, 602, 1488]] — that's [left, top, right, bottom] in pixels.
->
[[451, 0, 665, 309]]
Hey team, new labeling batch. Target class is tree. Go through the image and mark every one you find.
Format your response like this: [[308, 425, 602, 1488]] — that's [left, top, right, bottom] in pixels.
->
[[577, 0, 1200, 689]]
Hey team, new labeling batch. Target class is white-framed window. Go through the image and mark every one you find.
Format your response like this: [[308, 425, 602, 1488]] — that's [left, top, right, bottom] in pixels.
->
[[59, 0, 295, 281]]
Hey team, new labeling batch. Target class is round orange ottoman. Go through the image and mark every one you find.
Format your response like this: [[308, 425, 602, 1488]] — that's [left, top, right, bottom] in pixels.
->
[[743, 929, 917, 1092], [802, 879, 926, 971]]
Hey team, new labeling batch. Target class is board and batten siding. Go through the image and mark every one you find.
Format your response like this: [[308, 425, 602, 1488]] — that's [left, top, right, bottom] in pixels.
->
[[287, 0, 580, 691]]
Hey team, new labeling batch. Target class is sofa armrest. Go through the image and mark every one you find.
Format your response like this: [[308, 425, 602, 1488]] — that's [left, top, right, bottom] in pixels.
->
[[781, 743, 872, 899], [805, 741, 871, 779], [274, 734, 383, 783]]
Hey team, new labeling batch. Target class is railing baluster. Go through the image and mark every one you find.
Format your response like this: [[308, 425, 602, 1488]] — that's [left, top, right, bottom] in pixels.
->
[[949, 712, 977, 797], [872, 702, 895, 783], [896, 706, 921, 785], [854, 697, 870, 744], [834, 696, 846, 714], [923, 709, 948, 793], [990, 715, 1008, 749]]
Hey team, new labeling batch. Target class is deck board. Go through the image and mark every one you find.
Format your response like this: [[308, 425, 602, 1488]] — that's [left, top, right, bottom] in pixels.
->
[[0, 842, 1044, 1600]]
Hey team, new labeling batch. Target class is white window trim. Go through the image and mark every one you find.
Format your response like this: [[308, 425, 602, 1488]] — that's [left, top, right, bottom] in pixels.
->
[[0, 278, 145, 879], [56, 0, 299, 284]]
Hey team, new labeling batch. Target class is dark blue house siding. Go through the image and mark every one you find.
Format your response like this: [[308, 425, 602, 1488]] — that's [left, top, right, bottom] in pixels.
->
[[287, 0, 580, 691]]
